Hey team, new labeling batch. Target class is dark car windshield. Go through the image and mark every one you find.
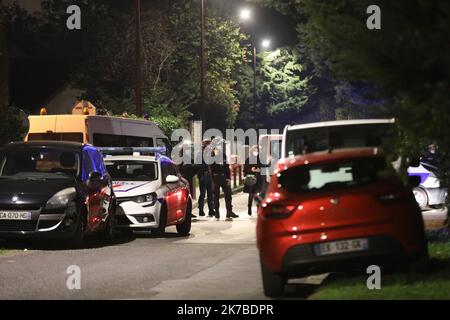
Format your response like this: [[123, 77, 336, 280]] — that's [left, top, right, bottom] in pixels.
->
[[279, 156, 396, 193], [285, 123, 396, 157], [105, 160, 158, 181], [0, 148, 81, 179]]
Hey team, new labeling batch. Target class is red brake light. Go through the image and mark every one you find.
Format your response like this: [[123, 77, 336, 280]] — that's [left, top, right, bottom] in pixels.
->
[[262, 204, 296, 219]]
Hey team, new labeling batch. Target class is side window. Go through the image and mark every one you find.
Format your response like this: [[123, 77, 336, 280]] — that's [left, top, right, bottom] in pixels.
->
[[94, 133, 155, 148]]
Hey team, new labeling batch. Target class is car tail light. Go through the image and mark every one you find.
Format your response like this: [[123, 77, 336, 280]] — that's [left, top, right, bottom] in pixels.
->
[[262, 204, 297, 219]]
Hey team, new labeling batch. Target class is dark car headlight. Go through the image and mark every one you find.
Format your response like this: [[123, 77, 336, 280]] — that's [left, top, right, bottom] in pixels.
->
[[45, 187, 77, 210], [132, 193, 157, 205]]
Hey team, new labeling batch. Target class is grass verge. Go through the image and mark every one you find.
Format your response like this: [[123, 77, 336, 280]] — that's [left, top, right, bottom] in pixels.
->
[[309, 239, 450, 300]]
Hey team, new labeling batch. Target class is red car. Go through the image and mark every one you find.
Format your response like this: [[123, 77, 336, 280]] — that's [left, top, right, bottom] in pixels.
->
[[257, 147, 428, 297]]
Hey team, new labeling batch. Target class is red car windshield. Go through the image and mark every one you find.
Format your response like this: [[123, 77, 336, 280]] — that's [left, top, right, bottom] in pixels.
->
[[279, 156, 396, 193]]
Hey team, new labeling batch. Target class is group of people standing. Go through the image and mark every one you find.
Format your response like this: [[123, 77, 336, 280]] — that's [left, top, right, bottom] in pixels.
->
[[179, 139, 264, 220]]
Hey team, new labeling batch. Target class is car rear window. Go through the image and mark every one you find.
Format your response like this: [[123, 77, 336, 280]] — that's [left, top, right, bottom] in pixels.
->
[[279, 156, 395, 193]]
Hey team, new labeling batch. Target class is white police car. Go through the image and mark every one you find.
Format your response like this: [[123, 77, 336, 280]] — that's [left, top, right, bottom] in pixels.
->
[[102, 148, 192, 236], [408, 162, 448, 211]]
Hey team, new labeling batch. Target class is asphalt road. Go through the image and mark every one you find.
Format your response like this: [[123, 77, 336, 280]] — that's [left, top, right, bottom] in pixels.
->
[[0, 193, 327, 300]]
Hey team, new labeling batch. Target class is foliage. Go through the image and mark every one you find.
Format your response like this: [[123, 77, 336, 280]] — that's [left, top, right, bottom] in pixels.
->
[[257, 0, 450, 195], [0, 108, 26, 146], [235, 47, 313, 129], [4, 0, 248, 134]]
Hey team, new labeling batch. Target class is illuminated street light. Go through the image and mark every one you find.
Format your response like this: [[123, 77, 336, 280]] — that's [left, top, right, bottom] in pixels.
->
[[240, 8, 252, 21], [261, 39, 272, 49]]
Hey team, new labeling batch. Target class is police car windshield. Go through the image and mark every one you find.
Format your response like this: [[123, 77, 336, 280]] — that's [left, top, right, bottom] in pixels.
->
[[105, 160, 158, 181], [0, 148, 80, 179]]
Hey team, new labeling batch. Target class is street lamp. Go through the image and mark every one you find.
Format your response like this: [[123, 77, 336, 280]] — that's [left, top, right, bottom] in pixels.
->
[[251, 39, 271, 128], [261, 39, 272, 50], [200, 0, 206, 131], [135, 0, 142, 117], [240, 8, 252, 21]]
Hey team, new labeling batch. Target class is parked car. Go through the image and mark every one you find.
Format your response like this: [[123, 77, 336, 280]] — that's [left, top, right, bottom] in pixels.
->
[[408, 163, 448, 211], [257, 147, 428, 297], [0, 141, 116, 247], [102, 148, 192, 236]]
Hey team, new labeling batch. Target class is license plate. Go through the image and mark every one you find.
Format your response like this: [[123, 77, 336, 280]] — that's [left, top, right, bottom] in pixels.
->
[[315, 238, 369, 256], [0, 212, 32, 220]]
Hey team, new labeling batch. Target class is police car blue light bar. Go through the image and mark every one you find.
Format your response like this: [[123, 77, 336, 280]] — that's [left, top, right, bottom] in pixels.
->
[[98, 147, 167, 155]]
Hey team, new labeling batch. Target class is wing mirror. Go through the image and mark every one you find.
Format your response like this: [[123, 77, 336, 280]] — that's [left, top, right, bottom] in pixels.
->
[[87, 171, 103, 190], [166, 175, 180, 184], [408, 175, 421, 188]]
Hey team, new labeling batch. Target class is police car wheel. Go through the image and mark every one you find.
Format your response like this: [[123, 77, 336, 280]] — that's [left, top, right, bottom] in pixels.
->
[[152, 204, 167, 237], [413, 187, 428, 210], [176, 201, 192, 236]]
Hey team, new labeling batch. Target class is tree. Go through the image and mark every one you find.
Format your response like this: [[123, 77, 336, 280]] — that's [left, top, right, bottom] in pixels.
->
[[35, 0, 248, 133], [258, 0, 450, 195], [236, 47, 313, 129], [0, 0, 8, 113]]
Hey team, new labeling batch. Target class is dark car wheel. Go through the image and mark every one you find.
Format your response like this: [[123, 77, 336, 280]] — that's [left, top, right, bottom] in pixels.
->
[[68, 209, 85, 249], [176, 201, 192, 236], [260, 257, 286, 297], [152, 204, 167, 237], [101, 204, 116, 244]]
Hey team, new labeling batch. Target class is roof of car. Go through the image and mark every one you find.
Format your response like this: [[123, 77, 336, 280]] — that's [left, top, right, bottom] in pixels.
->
[[1, 141, 86, 151], [286, 119, 395, 132], [277, 147, 385, 170], [103, 155, 157, 162]]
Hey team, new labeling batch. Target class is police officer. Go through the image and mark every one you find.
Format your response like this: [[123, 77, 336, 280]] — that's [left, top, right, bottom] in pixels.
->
[[197, 139, 215, 217], [178, 141, 197, 218], [210, 145, 238, 220], [421, 142, 440, 171]]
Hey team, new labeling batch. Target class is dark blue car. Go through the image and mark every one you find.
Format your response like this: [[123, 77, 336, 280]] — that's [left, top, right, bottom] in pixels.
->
[[0, 141, 116, 247]]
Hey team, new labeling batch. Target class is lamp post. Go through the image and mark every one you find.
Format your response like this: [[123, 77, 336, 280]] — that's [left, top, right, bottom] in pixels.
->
[[250, 40, 271, 127], [135, 0, 142, 117], [200, 0, 205, 130]]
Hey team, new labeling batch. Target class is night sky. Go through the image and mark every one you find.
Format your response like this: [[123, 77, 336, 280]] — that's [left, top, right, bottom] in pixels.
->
[[209, 0, 298, 48], [10, 0, 298, 49]]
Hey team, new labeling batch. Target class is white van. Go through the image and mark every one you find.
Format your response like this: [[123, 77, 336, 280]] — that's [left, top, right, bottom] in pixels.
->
[[282, 119, 396, 159]]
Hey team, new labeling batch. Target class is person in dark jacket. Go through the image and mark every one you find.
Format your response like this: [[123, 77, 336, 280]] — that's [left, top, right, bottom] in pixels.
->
[[420, 142, 441, 173], [243, 145, 263, 216], [210, 146, 238, 220], [197, 139, 215, 217], [178, 142, 197, 218]]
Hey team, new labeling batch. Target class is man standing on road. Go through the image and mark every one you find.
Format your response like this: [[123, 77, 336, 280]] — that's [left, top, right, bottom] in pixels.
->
[[210, 145, 238, 220], [197, 139, 215, 217], [178, 142, 197, 218]]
